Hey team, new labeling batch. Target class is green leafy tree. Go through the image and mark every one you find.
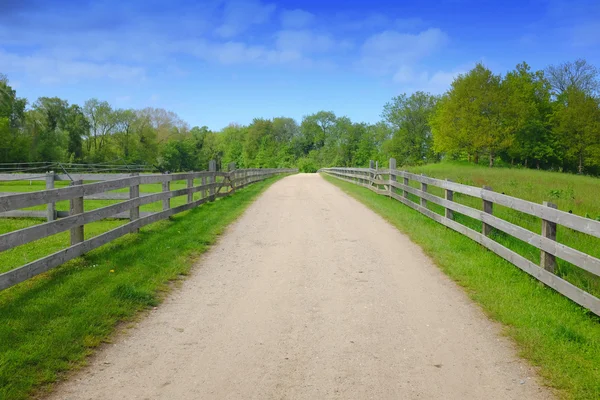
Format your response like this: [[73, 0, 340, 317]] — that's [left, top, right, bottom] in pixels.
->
[[431, 63, 509, 166], [502, 63, 555, 168], [83, 99, 119, 155], [244, 119, 273, 167], [28, 97, 70, 162], [299, 111, 336, 154], [382, 91, 439, 165], [0, 75, 28, 163], [64, 105, 89, 161], [552, 87, 600, 173]]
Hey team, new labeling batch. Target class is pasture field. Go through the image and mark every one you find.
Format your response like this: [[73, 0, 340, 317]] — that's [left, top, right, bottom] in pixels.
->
[[323, 173, 600, 400], [404, 162, 600, 298], [0, 176, 281, 400], [0, 178, 225, 274]]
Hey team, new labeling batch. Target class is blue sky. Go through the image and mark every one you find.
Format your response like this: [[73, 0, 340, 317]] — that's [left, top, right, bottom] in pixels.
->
[[1, 0, 599, 130]]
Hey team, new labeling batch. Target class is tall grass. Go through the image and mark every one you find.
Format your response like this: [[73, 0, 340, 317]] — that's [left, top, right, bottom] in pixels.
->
[[403, 162, 600, 298]]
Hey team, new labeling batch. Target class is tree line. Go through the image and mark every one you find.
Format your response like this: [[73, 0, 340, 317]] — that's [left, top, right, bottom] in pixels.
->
[[1, 58, 599, 174]]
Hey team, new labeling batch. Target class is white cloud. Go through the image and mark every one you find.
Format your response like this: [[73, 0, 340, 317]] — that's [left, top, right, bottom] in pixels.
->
[[359, 28, 449, 74], [215, 0, 276, 38], [280, 9, 315, 28], [181, 39, 302, 66], [0, 50, 145, 84], [392, 64, 472, 94], [392, 65, 420, 83], [275, 30, 337, 53]]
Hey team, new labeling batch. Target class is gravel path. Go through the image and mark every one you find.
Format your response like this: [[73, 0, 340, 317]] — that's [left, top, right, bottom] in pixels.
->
[[48, 174, 551, 400]]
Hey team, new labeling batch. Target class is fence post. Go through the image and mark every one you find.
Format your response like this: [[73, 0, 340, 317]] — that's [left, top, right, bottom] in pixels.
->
[[228, 162, 236, 192], [209, 160, 217, 199], [482, 186, 494, 236], [69, 180, 84, 245], [201, 176, 207, 199], [541, 201, 558, 273], [445, 179, 454, 220], [389, 158, 396, 197], [403, 174, 409, 199], [187, 175, 194, 204], [130, 173, 140, 233], [162, 178, 170, 211], [420, 174, 427, 208], [46, 171, 55, 222]]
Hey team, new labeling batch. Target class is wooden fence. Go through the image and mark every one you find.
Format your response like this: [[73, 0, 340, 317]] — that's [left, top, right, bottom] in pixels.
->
[[0, 165, 296, 291], [0, 171, 164, 220], [321, 159, 600, 316]]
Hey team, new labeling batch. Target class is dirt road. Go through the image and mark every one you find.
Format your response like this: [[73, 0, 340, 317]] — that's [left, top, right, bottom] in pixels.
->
[[48, 174, 551, 399]]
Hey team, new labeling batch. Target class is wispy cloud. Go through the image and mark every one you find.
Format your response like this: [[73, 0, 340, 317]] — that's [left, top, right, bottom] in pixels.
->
[[0, 50, 145, 84], [359, 28, 449, 74], [275, 30, 351, 54], [215, 0, 276, 38], [0, 0, 449, 86], [280, 9, 316, 29]]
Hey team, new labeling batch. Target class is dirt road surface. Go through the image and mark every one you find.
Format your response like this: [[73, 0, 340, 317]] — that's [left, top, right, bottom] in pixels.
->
[[48, 174, 551, 400]]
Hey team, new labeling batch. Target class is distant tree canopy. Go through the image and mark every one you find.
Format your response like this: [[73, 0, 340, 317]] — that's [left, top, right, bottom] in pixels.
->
[[2, 58, 600, 174]]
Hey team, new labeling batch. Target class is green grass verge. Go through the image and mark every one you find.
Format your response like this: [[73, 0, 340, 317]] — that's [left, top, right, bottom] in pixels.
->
[[322, 173, 600, 400], [395, 162, 600, 299], [0, 176, 282, 400]]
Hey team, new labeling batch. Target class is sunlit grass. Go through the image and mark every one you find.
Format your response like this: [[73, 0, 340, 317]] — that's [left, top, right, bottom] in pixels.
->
[[398, 162, 600, 298]]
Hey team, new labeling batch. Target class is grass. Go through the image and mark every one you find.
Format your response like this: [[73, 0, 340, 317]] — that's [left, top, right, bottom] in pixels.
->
[[0, 177, 229, 273], [0, 178, 216, 213], [0, 176, 281, 400], [322, 173, 600, 400], [394, 162, 600, 298]]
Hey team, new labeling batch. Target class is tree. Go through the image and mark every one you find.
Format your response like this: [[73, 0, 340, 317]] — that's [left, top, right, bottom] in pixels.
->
[[64, 105, 89, 161], [382, 91, 439, 165], [431, 63, 509, 167], [220, 124, 246, 168], [137, 107, 188, 144], [111, 109, 140, 161], [299, 111, 336, 153], [272, 117, 298, 144], [546, 59, 599, 96], [28, 97, 70, 162], [158, 138, 196, 172], [0, 75, 28, 163], [245, 119, 273, 167], [502, 62, 555, 168], [83, 99, 118, 153], [552, 87, 600, 173]]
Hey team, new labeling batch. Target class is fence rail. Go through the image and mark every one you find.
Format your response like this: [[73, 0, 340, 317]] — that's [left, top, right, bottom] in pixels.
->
[[320, 159, 600, 316], [0, 165, 296, 291]]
